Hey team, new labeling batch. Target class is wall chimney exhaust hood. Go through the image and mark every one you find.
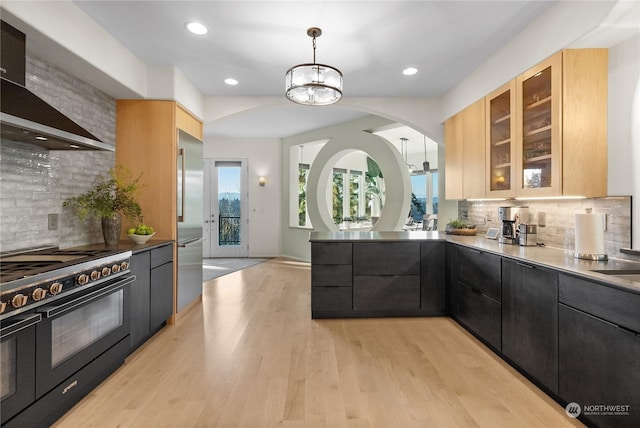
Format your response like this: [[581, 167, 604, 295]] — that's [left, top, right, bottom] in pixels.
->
[[0, 77, 114, 151]]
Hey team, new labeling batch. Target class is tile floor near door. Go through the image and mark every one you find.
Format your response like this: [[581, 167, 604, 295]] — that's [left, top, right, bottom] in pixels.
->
[[54, 258, 583, 428]]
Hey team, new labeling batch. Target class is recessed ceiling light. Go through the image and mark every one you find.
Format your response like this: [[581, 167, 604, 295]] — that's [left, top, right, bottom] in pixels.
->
[[35, 135, 48, 141], [185, 22, 208, 35], [224, 78, 239, 86], [403, 67, 418, 76]]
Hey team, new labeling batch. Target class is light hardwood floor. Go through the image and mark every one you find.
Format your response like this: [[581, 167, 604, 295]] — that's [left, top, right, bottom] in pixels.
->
[[54, 258, 583, 428]]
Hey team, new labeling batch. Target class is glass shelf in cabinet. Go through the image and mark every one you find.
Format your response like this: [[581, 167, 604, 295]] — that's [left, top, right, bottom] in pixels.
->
[[524, 95, 551, 110], [523, 153, 552, 163], [492, 138, 510, 147], [524, 124, 551, 138], [493, 114, 511, 125]]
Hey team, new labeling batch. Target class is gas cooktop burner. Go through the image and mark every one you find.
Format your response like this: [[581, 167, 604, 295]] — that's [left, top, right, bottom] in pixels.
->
[[1, 245, 133, 319], [0, 247, 125, 283]]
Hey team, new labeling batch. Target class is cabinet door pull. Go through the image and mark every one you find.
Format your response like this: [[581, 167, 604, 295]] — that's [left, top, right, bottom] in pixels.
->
[[516, 262, 534, 269], [467, 249, 482, 254]]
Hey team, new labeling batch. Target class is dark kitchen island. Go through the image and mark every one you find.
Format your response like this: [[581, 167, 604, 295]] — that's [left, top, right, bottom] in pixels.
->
[[309, 231, 446, 318]]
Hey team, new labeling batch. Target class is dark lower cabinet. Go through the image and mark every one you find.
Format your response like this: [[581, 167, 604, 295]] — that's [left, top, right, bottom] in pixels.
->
[[353, 275, 420, 311], [150, 260, 173, 329], [456, 282, 501, 350], [353, 242, 420, 276], [457, 246, 501, 301], [456, 246, 501, 350], [559, 304, 640, 428], [311, 242, 353, 317], [312, 287, 352, 312], [421, 241, 446, 314], [129, 243, 173, 354], [129, 252, 151, 350], [310, 240, 444, 318], [445, 243, 458, 317], [502, 259, 558, 394]]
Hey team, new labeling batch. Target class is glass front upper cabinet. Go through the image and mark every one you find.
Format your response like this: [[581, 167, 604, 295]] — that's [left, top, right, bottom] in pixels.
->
[[516, 53, 561, 197], [486, 81, 516, 197]]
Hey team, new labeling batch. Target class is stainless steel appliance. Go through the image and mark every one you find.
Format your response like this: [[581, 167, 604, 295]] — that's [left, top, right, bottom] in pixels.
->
[[0, 246, 134, 427], [498, 206, 529, 245], [177, 130, 204, 312], [518, 224, 538, 247]]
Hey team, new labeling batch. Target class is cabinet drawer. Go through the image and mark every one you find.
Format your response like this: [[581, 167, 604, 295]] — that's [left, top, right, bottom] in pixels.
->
[[559, 274, 640, 333], [312, 287, 352, 312], [150, 244, 173, 268], [457, 282, 501, 350], [353, 275, 420, 311], [353, 242, 420, 276], [312, 264, 352, 287], [312, 243, 352, 265], [458, 247, 501, 301]]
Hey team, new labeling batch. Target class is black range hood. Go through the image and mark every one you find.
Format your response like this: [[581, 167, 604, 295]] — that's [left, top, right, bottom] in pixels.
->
[[0, 20, 113, 151], [0, 78, 113, 151]]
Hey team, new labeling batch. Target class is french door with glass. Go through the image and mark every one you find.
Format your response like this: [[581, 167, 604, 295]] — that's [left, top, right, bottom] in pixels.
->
[[203, 159, 248, 258]]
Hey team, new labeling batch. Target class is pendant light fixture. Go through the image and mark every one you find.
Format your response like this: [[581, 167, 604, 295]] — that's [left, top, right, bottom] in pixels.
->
[[285, 27, 343, 106], [422, 135, 430, 172]]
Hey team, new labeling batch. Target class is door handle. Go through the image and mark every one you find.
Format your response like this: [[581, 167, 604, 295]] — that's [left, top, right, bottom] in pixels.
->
[[177, 147, 185, 223]]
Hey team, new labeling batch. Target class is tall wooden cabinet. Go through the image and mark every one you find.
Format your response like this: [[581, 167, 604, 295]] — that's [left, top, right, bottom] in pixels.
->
[[448, 48, 608, 200], [444, 98, 485, 200], [116, 100, 203, 323]]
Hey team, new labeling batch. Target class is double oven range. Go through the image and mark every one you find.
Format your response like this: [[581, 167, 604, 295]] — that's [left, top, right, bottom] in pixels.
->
[[0, 245, 135, 427]]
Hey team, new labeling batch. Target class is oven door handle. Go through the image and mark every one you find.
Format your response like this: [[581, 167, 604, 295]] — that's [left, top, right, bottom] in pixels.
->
[[0, 313, 42, 338], [37, 275, 136, 318]]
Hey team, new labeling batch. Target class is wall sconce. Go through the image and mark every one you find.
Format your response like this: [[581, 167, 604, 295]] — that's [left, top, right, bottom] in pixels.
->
[[258, 176, 267, 187]]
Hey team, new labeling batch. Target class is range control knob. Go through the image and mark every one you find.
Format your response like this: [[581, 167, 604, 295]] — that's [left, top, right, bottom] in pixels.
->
[[90, 270, 101, 281], [0, 301, 6, 314], [11, 294, 28, 308], [77, 274, 89, 286], [49, 282, 63, 295], [102, 267, 111, 277], [111, 264, 121, 273], [32, 288, 47, 301], [120, 261, 129, 271]]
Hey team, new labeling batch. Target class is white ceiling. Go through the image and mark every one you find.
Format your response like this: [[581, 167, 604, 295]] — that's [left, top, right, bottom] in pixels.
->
[[73, 1, 555, 98], [67, 0, 557, 141]]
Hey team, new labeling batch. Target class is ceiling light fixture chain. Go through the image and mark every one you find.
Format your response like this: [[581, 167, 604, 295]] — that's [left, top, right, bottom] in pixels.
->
[[285, 27, 343, 106]]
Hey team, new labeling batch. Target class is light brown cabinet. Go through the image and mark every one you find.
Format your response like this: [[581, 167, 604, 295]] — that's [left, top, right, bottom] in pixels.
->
[[448, 49, 607, 200], [444, 98, 485, 200], [116, 100, 203, 322], [486, 81, 516, 197], [515, 54, 561, 196]]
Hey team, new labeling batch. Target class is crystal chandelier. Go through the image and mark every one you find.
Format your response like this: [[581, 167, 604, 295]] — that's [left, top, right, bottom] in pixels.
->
[[285, 27, 343, 106]]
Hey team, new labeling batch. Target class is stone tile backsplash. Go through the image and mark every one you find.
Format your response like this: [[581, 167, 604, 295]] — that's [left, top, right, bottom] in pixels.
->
[[458, 197, 632, 257], [0, 53, 116, 252]]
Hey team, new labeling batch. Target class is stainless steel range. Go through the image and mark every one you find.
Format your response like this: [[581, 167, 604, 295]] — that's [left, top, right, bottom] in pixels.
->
[[0, 245, 135, 427], [0, 246, 132, 319]]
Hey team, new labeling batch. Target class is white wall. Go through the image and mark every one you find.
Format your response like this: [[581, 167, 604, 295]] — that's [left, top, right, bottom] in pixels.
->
[[203, 137, 281, 257]]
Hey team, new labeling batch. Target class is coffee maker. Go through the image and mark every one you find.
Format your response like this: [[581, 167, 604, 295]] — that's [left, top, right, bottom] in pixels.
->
[[498, 206, 529, 244]]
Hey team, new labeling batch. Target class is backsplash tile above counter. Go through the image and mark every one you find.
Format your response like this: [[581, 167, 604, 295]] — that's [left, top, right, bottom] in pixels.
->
[[458, 197, 632, 257], [1, 53, 116, 252]]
